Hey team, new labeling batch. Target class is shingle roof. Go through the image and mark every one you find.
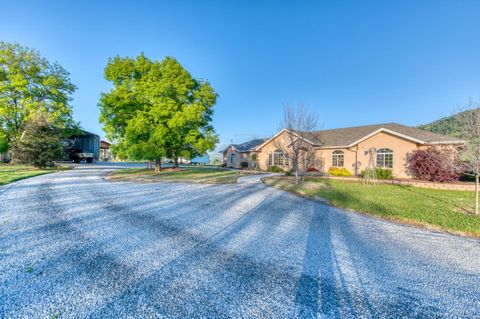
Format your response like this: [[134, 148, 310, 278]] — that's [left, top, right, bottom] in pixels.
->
[[316, 123, 464, 147], [229, 123, 464, 153], [230, 138, 268, 152]]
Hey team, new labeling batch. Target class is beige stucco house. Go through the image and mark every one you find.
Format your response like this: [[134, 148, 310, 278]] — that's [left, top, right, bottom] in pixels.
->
[[222, 138, 268, 168], [222, 123, 465, 178]]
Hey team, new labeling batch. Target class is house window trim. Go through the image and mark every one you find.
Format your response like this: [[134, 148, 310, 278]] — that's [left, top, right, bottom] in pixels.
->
[[230, 153, 236, 164], [376, 148, 393, 169], [332, 150, 345, 167], [268, 149, 289, 166]]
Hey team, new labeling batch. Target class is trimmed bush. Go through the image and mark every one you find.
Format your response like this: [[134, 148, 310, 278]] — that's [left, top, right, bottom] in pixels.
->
[[361, 168, 393, 180], [240, 161, 249, 169], [328, 167, 352, 177], [11, 113, 64, 168], [307, 166, 319, 172], [407, 147, 459, 182], [267, 165, 284, 173], [460, 171, 476, 182]]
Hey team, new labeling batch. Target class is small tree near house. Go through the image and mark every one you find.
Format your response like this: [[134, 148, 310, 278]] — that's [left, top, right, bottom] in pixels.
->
[[457, 106, 480, 215], [276, 104, 322, 184], [406, 147, 459, 182], [11, 112, 64, 168]]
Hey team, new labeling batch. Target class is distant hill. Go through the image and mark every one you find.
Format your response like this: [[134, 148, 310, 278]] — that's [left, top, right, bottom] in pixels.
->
[[418, 109, 479, 140]]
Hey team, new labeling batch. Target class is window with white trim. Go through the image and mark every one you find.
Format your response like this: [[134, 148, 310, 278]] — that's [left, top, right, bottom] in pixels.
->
[[230, 153, 236, 164], [332, 150, 344, 167], [274, 150, 283, 165], [376, 148, 393, 168], [269, 150, 288, 166]]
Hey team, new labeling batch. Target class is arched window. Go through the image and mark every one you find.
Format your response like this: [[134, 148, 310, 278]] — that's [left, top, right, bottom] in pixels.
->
[[376, 148, 393, 168], [332, 150, 344, 167]]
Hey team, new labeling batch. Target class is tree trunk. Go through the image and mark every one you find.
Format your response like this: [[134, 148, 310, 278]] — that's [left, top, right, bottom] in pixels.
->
[[475, 174, 479, 215], [173, 157, 179, 168], [293, 156, 299, 185], [155, 159, 162, 173]]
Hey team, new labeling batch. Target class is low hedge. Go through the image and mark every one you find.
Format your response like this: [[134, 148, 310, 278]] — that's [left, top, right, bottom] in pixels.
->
[[360, 168, 393, 180], [267, 165, 284, 173]]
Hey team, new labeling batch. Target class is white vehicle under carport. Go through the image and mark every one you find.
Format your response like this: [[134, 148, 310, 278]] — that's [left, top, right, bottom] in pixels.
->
[[72, 152, 95, 163]]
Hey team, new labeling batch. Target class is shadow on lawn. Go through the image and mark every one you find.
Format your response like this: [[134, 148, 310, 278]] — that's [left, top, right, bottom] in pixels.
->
[[396, 184, 474, 215]]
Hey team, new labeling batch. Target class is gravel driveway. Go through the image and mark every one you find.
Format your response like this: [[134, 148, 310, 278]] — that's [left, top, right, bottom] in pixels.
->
[[1, 166, 479, 318]]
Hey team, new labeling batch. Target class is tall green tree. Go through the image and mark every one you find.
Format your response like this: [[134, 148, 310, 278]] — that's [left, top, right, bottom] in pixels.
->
[[0, 128, 8, 155], [0, 42, 77, 161], [99, 54, 218, 171]]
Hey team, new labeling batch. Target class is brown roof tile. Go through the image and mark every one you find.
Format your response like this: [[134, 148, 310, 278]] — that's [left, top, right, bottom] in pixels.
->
[[315, 123, 464, 147]]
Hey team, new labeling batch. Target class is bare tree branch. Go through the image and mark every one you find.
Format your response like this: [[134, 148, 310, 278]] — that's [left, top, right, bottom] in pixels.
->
[[275, 104, 323, 184], [457, 102, 480, 214]]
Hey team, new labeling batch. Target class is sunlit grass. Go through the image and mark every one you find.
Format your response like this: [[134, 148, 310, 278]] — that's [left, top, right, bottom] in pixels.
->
[[0, 164, 61, 186], [108, 167, 250, 184], [264, 177, 480, 237]]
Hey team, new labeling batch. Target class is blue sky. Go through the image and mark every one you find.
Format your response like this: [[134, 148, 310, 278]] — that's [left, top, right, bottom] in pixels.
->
[[1, 1, 480, 149]]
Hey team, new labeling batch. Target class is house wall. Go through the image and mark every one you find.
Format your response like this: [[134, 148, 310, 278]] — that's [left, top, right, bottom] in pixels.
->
[[316, 131, 420, 178], [356, 131, 420, 178], [237, 130, 461, 179], [257, 131, 292, 171], [223, 147, 240, 167], [223, 147, 252, 168], [316, 148, 357, 174]]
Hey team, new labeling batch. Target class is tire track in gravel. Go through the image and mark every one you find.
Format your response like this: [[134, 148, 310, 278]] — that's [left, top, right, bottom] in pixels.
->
[[4, 169, 281, 317], [3, 167, 480, 318], [1, 176, 143, 318]]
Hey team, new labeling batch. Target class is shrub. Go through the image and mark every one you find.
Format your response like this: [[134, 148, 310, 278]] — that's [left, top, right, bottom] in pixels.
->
[[267, 165, 284, 173], [360, 168, 393, 180], [240, 161, 249, 169], [407, 147, 459, 182], [460, 171, 476, 182], [328, 167, 352, 177], [11, 113, 64, 168], [307, 166, 319, 172]]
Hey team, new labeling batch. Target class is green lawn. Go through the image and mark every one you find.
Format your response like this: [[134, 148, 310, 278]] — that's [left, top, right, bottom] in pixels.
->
[[0, 164, 60, 186], [107, 167, 251, 184], [263, 177, 480, 237]]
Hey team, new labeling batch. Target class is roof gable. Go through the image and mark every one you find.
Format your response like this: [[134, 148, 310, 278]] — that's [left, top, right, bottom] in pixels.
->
[[317, 123, 465, 148], [225, 123, 465, 153], [222, 138, 268, 153]]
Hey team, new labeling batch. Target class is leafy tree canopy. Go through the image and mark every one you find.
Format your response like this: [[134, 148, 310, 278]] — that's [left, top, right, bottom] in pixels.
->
[[0, 41, 78, 151], [99, 54, 218, 168]]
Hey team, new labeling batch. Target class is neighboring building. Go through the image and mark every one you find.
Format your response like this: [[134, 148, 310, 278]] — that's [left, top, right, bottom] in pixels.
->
[[64, 130, 100, 163], [222, 123, 465, 178], [100, 140, 113, 161], [222, 138, 268, 168], [191, 154, 210, 165]]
